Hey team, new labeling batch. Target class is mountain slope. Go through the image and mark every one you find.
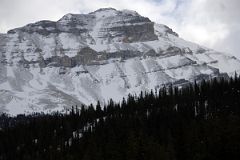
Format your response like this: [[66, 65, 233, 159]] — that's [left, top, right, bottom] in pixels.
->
[[1, 8, 240, 114]]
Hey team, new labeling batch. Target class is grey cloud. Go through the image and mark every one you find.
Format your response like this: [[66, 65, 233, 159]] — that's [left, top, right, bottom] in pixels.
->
[[202, 0, 240, 57], [206, 0, 240, 58], [167, 0, 240, 58], [0, 0, 79, 32]]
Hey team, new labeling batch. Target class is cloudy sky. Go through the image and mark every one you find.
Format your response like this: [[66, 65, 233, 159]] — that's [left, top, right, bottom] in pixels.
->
[[0, 0, 240, 58]]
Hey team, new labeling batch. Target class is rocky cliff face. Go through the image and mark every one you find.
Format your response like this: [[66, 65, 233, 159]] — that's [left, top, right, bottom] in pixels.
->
[[8, 8, 157, 44], [1, 8, 240, 115]]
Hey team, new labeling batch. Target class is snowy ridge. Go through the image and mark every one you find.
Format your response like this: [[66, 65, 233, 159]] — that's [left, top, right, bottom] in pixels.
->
[[1, 8, 240, 115]]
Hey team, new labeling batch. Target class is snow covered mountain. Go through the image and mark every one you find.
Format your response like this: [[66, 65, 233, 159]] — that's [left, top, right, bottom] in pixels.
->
[[1, 8, 240, 115]]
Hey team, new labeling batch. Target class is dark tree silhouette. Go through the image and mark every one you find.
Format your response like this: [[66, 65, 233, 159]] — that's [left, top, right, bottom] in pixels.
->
[[1, 76, 240, 159]]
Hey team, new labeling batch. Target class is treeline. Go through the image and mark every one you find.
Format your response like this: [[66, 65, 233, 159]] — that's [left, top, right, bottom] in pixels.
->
[[1, 75, 240, 160]]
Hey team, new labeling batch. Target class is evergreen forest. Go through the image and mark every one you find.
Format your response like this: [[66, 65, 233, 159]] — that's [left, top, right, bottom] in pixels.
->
[[1, 76, 240, 160]]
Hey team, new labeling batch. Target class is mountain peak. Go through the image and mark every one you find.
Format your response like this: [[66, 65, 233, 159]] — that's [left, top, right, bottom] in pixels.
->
[[1, 8, 240, 114], [89, 7, 118, 18], [92, 7, 117, 12], [89, 8, 140, 18]]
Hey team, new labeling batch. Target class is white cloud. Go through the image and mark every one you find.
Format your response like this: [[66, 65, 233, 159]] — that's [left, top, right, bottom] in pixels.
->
[[0, 0, 240, 58], [172, 0, 240, 58]]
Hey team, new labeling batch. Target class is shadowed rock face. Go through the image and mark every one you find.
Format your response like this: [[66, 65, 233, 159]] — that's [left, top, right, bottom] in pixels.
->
[[8, 21, 58, 35], [1, 8, 240, 115], [45, 47, 100, 67], [21, 47, 102, 67], [19, 46, 195, 68], [108, 22, 157, 42]]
